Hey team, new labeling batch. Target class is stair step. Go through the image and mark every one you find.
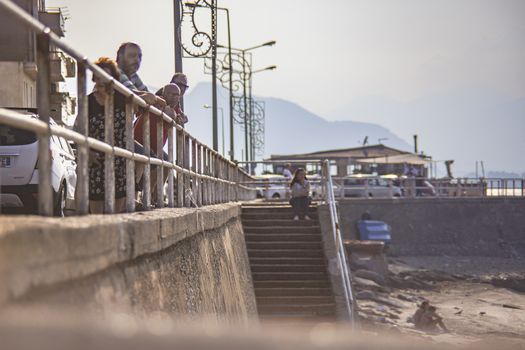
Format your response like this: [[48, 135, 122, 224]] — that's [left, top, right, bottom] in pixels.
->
[[254, 280, 332, 289], [259, 316, 337, 324], [248, 249, 324, 258], [242, 214, 319, 221], [244, 226, 320, 234], [243, 205, 317, 210], [246, 242, 322, 250], [252, 272, 329, 281], [249, 257, 326, 265], [251, 264, 327, 273], [242, 208, 317, 214], [242, 219, 319, 227], [255, 287, 333, 297], [257, 304, 336, 316], [256, 296, 335, 305], [245, 234, 322, 242]]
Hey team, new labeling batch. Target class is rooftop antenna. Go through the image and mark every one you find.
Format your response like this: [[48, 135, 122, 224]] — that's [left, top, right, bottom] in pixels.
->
[[362, 136, 369, 146]]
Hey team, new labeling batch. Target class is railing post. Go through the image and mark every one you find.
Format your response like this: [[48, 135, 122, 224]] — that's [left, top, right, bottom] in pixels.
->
[[75, 61, 89, 215], [142, 110, 151, 210], [196, 143, 202, 207], [104, 86, 115, 214], [125, 97, 135, 212], [167, 123, 174, 208], [36, 32, 53, 216], [176, 128, 184, 207], [213, 153, 218, 204], [156, 115, 164, 208], [191, 138, 197, 207], [201, 148, 207, 205], [207, 149, 212, 204], [183, 133, 191, 207]]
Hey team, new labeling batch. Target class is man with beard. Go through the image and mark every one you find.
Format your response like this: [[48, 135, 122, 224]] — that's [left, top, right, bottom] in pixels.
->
[[116, 42, 165, 106]]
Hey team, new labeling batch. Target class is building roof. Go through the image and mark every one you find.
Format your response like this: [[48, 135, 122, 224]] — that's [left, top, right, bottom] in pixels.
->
[[356, 153, 430, 165], [269, 144, 409, 161]]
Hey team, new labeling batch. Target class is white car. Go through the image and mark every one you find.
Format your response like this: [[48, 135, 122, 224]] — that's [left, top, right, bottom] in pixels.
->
[[341, 176, 402, 198], [0, 111, 77, 216], [253, 175, 290, 200]]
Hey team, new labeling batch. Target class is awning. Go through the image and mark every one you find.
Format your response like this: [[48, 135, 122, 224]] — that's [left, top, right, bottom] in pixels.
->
[[355, 153, 430, 165]]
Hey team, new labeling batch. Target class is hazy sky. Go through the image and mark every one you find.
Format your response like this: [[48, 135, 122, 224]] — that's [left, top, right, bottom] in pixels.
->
[[44, 0, 525, 174], [47, 0, 525, 116]]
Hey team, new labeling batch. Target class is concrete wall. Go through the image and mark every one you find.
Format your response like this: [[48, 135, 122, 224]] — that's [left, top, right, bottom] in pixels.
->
[[0, 62, 37, 108], [0, 204, 257, 322], [337, 198, 525, 257]]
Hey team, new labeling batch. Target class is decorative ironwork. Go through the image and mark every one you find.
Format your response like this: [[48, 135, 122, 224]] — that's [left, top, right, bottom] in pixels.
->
[[251, 100, 265, 157], [179, 0, 216, 58], [204, 50, 250, 93]]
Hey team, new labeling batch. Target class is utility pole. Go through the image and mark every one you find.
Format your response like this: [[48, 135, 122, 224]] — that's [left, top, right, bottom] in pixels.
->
[[211, 0, 218, 151], [173, 0, 183, 107]]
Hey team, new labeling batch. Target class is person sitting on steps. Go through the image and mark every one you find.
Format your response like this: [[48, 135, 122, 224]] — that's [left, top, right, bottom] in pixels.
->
[[289, 168, 311, 221]]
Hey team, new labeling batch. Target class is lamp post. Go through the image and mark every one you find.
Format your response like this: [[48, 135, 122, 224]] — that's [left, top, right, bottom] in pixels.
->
[[203, 104, 225, 156], [248, 65, 276, 165], [179, 0, 219, 151], [216, 41, 275, 164]]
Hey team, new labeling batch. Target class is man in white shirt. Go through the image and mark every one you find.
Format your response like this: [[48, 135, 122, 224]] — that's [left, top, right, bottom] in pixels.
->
[[282, 163, 293, 180]]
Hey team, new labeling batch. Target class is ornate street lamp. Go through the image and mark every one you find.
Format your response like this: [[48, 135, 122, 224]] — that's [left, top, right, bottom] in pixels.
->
[[179, 0, 219, 151], [204, 42, 275, 167]]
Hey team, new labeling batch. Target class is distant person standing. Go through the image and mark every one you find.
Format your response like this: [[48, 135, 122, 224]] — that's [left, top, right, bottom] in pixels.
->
[[282, 163, 293, 180], [289, 168, 311, 221]]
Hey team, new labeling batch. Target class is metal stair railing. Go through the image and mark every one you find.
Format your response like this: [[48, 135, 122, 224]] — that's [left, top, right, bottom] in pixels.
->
[[322, 160, 356, 323]]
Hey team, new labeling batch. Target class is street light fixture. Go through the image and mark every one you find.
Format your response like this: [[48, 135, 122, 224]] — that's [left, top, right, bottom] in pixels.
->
[[179, 0, 220, 152]]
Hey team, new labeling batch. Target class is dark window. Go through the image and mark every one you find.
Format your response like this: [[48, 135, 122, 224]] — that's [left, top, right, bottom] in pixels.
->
[[0, 125, 37, 145]]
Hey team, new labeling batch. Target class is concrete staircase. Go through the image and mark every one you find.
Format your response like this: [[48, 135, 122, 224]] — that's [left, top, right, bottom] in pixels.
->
[[242, 202, 337, 322]]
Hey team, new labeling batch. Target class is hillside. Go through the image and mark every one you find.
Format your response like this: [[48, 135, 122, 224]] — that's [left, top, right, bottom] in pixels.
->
[[183, 82, 411, 159]]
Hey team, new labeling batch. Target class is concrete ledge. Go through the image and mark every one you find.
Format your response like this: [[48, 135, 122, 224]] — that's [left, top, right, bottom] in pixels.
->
[[0, 203, 241, 306]]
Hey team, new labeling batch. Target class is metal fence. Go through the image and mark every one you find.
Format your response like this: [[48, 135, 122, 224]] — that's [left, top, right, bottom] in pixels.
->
[[0, 0, 255, 216], [330, 176, 525, 199]]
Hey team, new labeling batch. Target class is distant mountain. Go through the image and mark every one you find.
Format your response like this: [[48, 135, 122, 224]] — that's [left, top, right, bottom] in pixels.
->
[[183, 82, 412, 160], [327, 90, 525, 175]]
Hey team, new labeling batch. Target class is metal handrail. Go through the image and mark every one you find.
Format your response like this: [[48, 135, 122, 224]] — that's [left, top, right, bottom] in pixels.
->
[[0, 0, 255, 215], [0, 109, 252, 188], [331, 175, 525, 198], [323, 161, 356, 322]]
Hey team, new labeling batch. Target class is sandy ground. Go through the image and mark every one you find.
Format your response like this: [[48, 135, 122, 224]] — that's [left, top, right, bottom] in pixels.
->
[[355, 256, 525, 347]]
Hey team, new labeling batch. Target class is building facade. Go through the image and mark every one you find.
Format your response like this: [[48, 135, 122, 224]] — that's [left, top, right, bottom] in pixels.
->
[[0, 0, 76, 125]]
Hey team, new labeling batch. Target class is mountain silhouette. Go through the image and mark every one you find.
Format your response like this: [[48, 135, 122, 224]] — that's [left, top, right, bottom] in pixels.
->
[[183, 82, 411, 160]]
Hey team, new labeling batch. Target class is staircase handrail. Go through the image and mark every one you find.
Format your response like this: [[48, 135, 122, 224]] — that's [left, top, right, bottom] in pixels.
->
[[323, 160, 356, 323]]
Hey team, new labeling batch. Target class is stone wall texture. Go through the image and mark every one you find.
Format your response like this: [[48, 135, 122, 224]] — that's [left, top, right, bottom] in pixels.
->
[[337, 198, 525, 257], [0, 204, 257, 322]]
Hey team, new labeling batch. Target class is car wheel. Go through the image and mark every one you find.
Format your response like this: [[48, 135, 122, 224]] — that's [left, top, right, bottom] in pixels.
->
[[393, 194, 401, 198], [54, 182, 66, 217], [272, 193, 281, 199], [368, 193, 373, 198]]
